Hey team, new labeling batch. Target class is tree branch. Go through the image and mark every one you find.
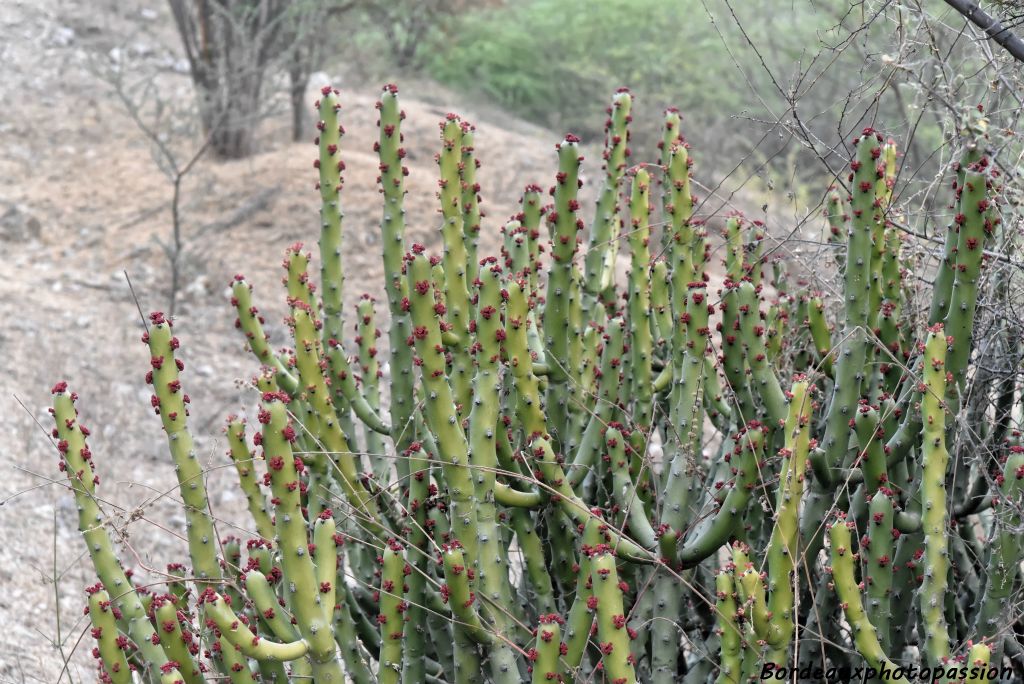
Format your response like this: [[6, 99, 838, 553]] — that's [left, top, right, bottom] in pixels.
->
[[943, 0, 1024, 63]]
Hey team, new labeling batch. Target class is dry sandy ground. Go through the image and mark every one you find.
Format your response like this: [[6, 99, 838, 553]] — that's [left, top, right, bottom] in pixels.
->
[[0, 1, 609, 680]]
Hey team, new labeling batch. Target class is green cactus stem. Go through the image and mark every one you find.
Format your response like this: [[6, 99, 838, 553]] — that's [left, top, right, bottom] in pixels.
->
[[375, 84, 419, 482], [714, 568, 742, 684], [678, 422, 764, 566], [355, 294, 387, 473], [531, 614, 565, 684], [828, 516, 903, 676], [864, 490, 895, 651], [543, 134, 586, 451], [973, 446, 1024, 663], [225, 417, 274, 541], [609, 425, 658, 549], [230, 277, 297, 393], [87, 587, 133, 684], [764, 378, 812, 660], [819, 131, 878, 473], [591, 548, 638, 684], [469, 258, 521, 683], [145, 313, 221, 583], [626, 167, 655, 437], [259, 394, 346, 680], [737, 281, 785, 425], [290, 306, 383, 534], [437, 114, 475, 413], [316, 86, 346, 346], [378, 539, 407, 684], [570, 316, 626, 488], [460, 121, 483, 273], [919, 324, 952, 672], [406, 251, 481, 565], [583, 88, 632, 315], [201, 591, 311, 662]]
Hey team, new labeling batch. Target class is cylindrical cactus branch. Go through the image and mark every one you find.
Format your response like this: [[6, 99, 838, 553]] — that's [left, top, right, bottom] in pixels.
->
[[530, 614, 564, 684], [460, 121, 483, 274], [225, 417, 274, 542], [405, 249, 484, 574], [582, 88, 632, 316], [918, 324, 952, 672], [626, 167, 655, 437], [818, 130, 880, 476], [828, 515, 904, 676], [145, 312, 221, 584], [543, 134, 585, 451], [53, 384, 186, 682], [436, 115, 475, 418], [316, 86, 346, 345]]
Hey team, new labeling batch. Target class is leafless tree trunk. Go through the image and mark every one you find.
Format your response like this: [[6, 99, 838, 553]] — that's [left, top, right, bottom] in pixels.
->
[[167, 0, 292, 159]]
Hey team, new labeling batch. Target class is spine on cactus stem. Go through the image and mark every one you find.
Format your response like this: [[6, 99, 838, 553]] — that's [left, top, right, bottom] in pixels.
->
[[583, 88, 632, 316], [919, 324, 952, 672], [316, 86, 346, 346]]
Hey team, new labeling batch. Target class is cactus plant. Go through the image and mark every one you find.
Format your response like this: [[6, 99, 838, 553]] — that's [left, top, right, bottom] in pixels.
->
[[46, 87, 1022, 684]]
